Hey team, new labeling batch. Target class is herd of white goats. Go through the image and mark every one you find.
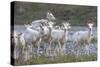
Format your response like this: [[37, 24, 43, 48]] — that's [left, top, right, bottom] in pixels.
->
[[12, 12, 96, 61]]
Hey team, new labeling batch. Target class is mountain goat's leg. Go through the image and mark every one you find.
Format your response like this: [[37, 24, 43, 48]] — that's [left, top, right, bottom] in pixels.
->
[[45, 42, 49, 56], [44, 42, 49, 56], [45, 43, 48, 56], [36, 38, 41, 57], [86, 40, 90, 55], [62, 42, 66, 56], [58, 40, 61, 55], [30, 43, 33, 57], [49, 40, 53, 56], [24, 44, 29, 62], [88, 39, 91, 55]]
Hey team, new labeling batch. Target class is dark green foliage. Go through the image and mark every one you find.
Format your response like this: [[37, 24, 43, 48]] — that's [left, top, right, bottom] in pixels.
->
[[14, 1, 97, 26]]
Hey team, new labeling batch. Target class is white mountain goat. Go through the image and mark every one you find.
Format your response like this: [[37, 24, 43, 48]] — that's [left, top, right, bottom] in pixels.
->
[[13, 31, 22, 60], [19, 24, 43, 60], [38, 21, 56, 56], [72, 23, 94, 56], [73, 23, 94, 46], [47, 22, 71, 56]]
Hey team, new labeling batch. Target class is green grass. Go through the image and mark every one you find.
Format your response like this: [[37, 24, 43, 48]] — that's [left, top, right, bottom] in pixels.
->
[[15, 54, 97, 65]]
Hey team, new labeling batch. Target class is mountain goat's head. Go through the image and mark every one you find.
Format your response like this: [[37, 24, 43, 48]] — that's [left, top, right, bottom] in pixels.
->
[[62, 22, 71, 30]]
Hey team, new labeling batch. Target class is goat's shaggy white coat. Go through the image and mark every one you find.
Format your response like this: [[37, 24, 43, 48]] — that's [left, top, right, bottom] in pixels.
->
[[73, 23, 94, 45], [72, 23, 94, 56]]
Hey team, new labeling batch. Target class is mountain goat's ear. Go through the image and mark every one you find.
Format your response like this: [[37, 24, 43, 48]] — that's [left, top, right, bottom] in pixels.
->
[[87, 23, 94, 29], [87, 23, 94, 26]]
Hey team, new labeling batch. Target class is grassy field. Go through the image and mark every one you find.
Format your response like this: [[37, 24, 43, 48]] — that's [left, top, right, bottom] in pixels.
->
[[14, 37, 97, 66], [15, 54, 97, 66]]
